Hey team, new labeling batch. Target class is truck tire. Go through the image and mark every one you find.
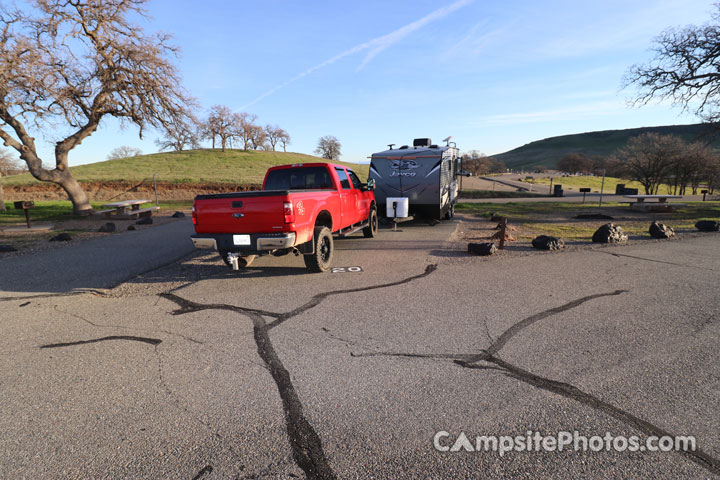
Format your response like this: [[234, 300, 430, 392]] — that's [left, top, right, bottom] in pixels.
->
[[363, 208, 378, 238], [303, 226, 333, 273], [218, 249, 256, 269]]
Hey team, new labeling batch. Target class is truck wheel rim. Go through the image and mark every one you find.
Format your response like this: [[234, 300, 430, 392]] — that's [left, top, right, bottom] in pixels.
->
[[320, 237, 331, 262]]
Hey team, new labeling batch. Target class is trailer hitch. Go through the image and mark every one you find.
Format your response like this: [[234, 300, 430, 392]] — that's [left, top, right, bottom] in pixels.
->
[[226, 252, 240, 271]]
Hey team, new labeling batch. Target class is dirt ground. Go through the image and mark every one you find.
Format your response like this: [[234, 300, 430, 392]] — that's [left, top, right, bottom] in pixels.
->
[[2, 181, 261, 202], [452, 206, 708, 256], [0, 208, 191, 258], [459, 176, 521, 192]]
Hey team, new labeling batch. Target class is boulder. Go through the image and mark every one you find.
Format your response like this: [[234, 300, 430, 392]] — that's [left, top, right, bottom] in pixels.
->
[[695, 220, 720, 232], [592, 223, 627, 243], [49, 233, 72, 242], [172, 211, 186, 218], [0, 244, 18, 252], [136, 217, 153, 225], [649, 221, 674, 239], [531, 235, 565, 250], [98, 222, 116, 233], [468, 242, 497, 256]]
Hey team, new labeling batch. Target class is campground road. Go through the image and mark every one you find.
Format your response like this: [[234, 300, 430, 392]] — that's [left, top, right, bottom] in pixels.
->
[[0, 218, 719, 479], [0, 218, 196, 295]]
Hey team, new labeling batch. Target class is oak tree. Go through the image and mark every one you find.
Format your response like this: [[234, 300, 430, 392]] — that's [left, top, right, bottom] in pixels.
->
[[107, 146, 142, 160], [617, 133, 683, 194], [314, 135, 341, 161], [0, 0, 194, 213], [625, 4, 720, 124], [155, 117, 199, 151]]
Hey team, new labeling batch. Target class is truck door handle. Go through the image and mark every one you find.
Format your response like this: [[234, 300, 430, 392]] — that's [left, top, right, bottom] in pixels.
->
[[232, 213, 244, 218]]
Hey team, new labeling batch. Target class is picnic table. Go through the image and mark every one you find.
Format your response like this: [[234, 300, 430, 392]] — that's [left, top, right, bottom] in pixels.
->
[[97, 199, 159, 219], [622, 195, 686, 212]]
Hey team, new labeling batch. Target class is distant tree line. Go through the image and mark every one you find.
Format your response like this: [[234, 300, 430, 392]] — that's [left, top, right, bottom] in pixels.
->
[[153, 104, 291, 153], [557, 133, 720, 195], [461, 151, 507, 175]]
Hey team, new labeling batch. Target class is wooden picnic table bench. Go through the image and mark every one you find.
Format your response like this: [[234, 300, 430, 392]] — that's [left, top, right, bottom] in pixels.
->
[[98, 199, 159, 219], [622, 195, 685, 212]]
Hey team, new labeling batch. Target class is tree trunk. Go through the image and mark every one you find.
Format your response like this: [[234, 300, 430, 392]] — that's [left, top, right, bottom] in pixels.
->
[[0, 184, 5, 211], [58, 171, 93, 214]]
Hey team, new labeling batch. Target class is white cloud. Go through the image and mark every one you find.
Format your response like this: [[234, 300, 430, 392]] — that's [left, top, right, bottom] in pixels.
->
[[240, 0, 473, 109], [448, 19, 507, 56]]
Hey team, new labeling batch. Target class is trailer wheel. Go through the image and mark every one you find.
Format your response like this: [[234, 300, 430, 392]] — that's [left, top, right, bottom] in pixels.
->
[[363, 208, 378, 238], [444, 204, 455, 220], [218, 249, 256, 269], [303, 227, 333, 273]]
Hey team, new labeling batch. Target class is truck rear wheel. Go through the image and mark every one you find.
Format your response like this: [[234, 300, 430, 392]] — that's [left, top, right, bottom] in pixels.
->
[[363, 208, 378, 238], [218, 249, 256, 269], [303, 226, 333, 273]]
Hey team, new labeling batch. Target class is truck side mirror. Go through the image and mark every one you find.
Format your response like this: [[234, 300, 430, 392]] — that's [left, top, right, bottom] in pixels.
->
[[366, 178, 376, 191]]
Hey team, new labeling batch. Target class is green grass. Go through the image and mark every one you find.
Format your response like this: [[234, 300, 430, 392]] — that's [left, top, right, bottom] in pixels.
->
[[0, 149, 370, 186], [458, 189, 548, 199], [0, 200, 192, 225], [456, 201, 720, 241], [494, 123, 720, 169], [520, 175, 656, 193]]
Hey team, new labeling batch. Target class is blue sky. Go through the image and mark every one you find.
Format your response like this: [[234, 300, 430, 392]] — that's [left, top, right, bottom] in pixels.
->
[[37, 0, 716, 166]]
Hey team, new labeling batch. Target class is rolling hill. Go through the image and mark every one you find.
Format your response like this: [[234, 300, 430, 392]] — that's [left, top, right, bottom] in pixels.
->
[[0, 149, 370, 185], [494, 123, 720, 170]]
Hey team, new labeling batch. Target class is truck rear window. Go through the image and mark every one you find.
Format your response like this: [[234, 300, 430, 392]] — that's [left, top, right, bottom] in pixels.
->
[[265, 167, 334, 190]]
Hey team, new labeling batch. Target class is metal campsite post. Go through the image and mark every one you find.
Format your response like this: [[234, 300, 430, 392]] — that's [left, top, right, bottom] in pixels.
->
[[598, 169, 606, 208], [153, 173, 159, 206], [580, 187, 591, 204]]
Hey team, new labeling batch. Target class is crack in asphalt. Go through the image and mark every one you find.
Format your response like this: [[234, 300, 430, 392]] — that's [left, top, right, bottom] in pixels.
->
[[352, 290, 720, 477], [266, 264, 437, 330], [39, 335, 162, 349], [598, 251, 717, 271], [160, 263, 439, 480], [52, 305, 204, 345], [465, 290, 627, 363], [250, 311, 336, 480], [464, 354, 720, 476], [0, 290, 107, 303]]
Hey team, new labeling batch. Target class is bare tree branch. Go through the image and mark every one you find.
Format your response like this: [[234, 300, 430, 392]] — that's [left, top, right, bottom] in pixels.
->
[[0, 0, 196, 213]]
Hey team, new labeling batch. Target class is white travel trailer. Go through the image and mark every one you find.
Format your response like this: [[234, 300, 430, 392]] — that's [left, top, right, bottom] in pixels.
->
[[368, 137, 461, 220]]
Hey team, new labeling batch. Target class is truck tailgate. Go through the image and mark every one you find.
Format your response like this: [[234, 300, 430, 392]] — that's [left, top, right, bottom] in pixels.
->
[[193, 191, 288, 234]]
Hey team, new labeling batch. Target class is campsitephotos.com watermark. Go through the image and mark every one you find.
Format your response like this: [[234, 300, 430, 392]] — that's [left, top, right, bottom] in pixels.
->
[[433, 431, 696, 457]]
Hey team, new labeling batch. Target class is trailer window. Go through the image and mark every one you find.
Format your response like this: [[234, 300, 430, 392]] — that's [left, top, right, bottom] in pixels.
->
[[265, 167, 334, 190], [347, 170, 363, 190], [335, 168, 351, 190]]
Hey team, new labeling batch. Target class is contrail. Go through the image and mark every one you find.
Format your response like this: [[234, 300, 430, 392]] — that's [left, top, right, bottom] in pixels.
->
[[240, 0, 473, 109]]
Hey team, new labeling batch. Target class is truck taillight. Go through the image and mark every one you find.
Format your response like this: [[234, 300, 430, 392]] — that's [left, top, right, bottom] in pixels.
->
[[191, 205, 197, 225], [283, 201, 295, 223]]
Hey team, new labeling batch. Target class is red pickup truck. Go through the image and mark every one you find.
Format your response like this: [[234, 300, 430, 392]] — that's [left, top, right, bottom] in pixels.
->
[[191, 163, 378, 272]]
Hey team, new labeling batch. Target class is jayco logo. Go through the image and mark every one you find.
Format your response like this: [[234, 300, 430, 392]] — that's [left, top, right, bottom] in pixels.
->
[[391, 160, 419, 170]]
